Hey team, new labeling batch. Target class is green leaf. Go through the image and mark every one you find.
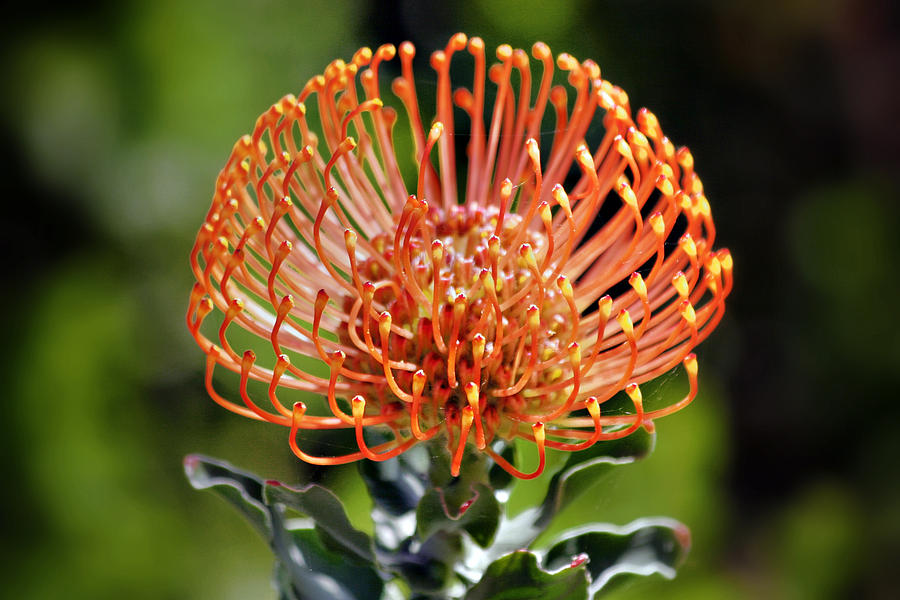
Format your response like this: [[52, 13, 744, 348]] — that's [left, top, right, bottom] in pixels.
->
[[264, 480, 376, 564], [488, 429, 657, 555], [184, 455, 384, 600], [183, 454, 270, 536], [464, 551, 589, 600], [543, 518, 690, 596], [536, 428, 656, 528], [284, 529, 384, 600], [416, 483, 501, 548]]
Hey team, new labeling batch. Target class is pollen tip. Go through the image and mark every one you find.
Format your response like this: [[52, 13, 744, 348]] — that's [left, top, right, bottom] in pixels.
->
[[617, 309, 634, 336], [278, 295, 295, 316], [719, 249, 734, 271], [615, 135, 632, 159], [629, 272, 647, 298], [473, 332, 486, 354], [429, 121, 444, 141], [649, 211, 665, 235], [378, 311, 393, 334], [568, 342, 582, 366], [679, 234, 698, 258], [464, 381, 479, 405], [672, 272, 689, 298], [278, 239, 293, 255], [557, 274, 573, 295], [599, 295, 613, 319], [431, 239, 444, 263], [413, 369, 426, 395], [351, 395, 366, 419], [576, 146, 595, 169], [496, 44, 513, 60], [526, 138, 540, 162], [625, 382, 642, 401], [684, 353, 698, 376], [451, 32, 468, 49], [656, 174, 675, 197], [533, 422, 546, 444], [617, 181, 637, 208], [292, 401, 306, 418], [680, 300, 697, 325], [532, 41, 551, 60], [552, 185, 571, 213], [430, 49, 446, 69], [527, 304, 540, 329], [315, 289, 329, 309], [677, 146, 694, 169], [377, 43, 396, 61], [707, 255, 723, 278], [539, 201, 552, 224]]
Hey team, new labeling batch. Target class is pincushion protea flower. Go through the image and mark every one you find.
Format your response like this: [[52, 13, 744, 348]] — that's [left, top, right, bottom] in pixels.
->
[[187, 33, 732, 479]]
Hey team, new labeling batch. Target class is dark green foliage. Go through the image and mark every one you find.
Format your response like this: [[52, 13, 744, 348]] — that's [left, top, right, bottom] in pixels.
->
[[464, 551, 588, 600], [185, 431, 688, 599]]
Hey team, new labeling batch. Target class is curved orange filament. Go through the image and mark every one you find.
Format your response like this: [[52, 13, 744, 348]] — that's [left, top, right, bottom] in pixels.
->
[[267, 241, 292, 306], [517, 342, 582, 424], [289, 403, 366, 465], [493, 305, 540, 397], [644, 353, 699, 420], [239, 350, 290, 425], [451, 405, 475, 477], [217, 299, 244, 361], [326, 351, 354, 424], [446, 293, 467, 388], [351, 396, 420, 461], [545, 397, 601, 451], [419, 123, 443, 203], [430, 240, 448, 354], [268, 354, 293, 418], [485, 423, 546, 480], [264, 196, 293, 260], [378, 312, 413, 402], [205, 348, 267, 422], [465, 382, 486, 449], [410, 370, 435, 440]]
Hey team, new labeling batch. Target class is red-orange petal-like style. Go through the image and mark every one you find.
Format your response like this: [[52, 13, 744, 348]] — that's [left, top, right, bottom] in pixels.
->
[[187, 34, 733, 478]]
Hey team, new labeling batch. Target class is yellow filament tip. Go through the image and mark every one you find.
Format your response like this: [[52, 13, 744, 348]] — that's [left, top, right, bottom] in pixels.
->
[[351, 395, 366, 419], [684, 353, 698, 377], [629, 272, 647, 299], [672, 272, 689, 298]]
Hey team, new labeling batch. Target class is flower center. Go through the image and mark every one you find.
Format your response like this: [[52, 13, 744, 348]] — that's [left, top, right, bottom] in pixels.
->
[[338, 201, 572, 441]]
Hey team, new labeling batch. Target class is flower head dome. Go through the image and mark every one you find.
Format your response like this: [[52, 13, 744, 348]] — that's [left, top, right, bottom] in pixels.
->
[[187, 34, 732, 478]]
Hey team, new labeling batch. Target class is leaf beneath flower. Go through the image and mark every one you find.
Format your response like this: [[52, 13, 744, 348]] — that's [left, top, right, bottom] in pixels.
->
[[464, 551, 588, 600]]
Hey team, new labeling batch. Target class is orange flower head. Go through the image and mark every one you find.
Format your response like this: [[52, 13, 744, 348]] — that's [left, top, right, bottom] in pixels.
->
[[187, 34, 732, 479]]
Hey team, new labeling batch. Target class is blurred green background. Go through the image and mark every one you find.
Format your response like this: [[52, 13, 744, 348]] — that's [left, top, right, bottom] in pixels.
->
[[2, 0, 898, 598]]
